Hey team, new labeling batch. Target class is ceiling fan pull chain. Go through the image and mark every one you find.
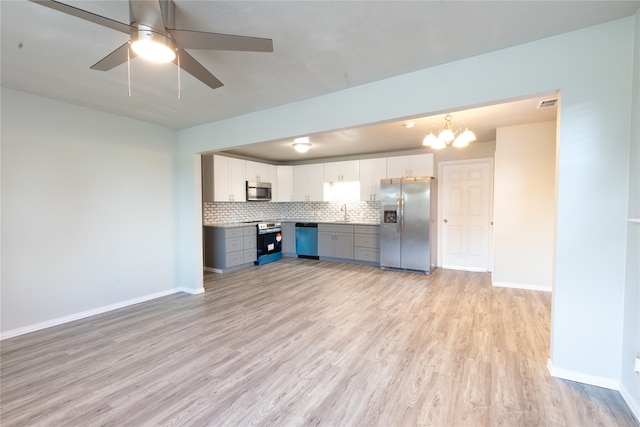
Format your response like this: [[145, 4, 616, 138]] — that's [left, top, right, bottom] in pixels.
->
[[177, 50, 181, 100], [127, 44, 132, 97]]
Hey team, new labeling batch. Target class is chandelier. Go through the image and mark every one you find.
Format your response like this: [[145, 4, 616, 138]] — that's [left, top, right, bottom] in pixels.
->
[[422, 114, 476, 149]]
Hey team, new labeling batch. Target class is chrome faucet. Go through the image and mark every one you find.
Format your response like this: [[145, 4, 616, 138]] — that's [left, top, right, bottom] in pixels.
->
[[340, 203, 349, 221]]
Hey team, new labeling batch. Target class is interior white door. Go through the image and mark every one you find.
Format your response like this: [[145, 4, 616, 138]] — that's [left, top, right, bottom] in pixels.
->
[[440, 159, 493, 271]]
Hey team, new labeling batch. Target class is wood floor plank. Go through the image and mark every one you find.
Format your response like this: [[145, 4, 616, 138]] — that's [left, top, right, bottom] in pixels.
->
[[1, 258, 637, 426]]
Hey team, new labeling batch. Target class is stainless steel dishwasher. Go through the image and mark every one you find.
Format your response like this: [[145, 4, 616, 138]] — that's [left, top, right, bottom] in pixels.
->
[[295, 223, 319, 259]]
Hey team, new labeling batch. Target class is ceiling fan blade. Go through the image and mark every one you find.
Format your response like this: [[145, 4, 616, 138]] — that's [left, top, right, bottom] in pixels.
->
[[90, 42, 135, 71], [29, 0, 131, 34], [129, 0, 166, 32], [169, 29, 273, 52], [175, 49, 223, 90]]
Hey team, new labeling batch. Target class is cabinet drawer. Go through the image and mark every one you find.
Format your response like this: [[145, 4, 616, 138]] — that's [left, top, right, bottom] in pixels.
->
[[226, 237, 243, 253], [354, 248, 380, 262], [226, 251, 244, 267], [319, 224, 354, 233], [226, 228, 244, 238], [244, 235, 257, 248], [243, 248, 257, 263], [243, 226, 256, 236], [355, 234, 379, 249], [354, 225, 380, 235]]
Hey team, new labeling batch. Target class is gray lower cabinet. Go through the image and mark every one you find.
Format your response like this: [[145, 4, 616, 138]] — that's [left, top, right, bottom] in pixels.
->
[[282, 222, 297, 255], [318, 224, 354, 259], [204, 226, 256, 272], [354, 225, 380, 263]]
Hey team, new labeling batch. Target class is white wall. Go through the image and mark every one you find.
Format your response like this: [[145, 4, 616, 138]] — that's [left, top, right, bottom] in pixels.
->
[[434, 141, 496, 166], [620, 8, 640, 419], [1, 88, 180, 334], [492, 121, 556, 291], [178, 17, 636, 389]]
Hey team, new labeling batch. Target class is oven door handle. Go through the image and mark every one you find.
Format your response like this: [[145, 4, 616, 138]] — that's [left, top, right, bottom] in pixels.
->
[[258, 229, 282, 234]]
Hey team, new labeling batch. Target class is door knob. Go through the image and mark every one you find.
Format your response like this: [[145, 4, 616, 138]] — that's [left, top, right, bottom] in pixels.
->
[[444, 219, 448, 223]]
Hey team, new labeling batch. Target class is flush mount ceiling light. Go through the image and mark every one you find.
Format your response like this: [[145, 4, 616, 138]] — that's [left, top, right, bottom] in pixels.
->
[[422, 114, 476, 149], [293, 137, 312, 153], [130, 27, 176, 63]]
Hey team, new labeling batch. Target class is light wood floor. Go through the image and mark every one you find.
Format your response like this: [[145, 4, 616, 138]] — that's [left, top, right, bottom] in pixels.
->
[[1, 258, 637, 426]]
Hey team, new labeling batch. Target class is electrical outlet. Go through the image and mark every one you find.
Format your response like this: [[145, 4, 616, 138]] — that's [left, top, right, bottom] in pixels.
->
[[635, 356, 640, 374]]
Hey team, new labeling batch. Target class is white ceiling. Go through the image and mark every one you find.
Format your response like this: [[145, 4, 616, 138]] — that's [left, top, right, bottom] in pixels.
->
[[2, 0, 638, 161], [222, 95, 560, 163]]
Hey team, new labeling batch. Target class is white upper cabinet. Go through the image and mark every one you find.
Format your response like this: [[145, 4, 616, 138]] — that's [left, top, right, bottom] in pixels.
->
[[245, 160, 270, 183], [277, 165, 293, 202], [293, 164, 324, 201], [246, 160, 278, 200], [204, 153, 432, 203], [266, 164, 278, 197], [386, 153, 434, 178], [245, 160, 278, 184], [360, 158, 387, 201], [213, 155, 246, 202], [324, 160, 360, 183]]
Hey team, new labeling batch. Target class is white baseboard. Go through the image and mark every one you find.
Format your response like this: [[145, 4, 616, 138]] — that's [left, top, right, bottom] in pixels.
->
[[441, 265, 488, 272], [0, 288, 187, 341], [492, 281, 552, 292], [547, 359, 620, 390], [177, 286, 205, 295], [619, 382, 640, 423]]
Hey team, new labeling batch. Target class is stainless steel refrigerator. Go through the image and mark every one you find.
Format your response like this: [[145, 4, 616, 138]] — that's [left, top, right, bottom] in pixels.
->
[[380, 177, 435, 274]]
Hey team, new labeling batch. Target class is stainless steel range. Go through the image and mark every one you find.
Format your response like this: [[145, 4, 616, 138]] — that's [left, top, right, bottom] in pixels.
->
[[255, 222, 282, 265]]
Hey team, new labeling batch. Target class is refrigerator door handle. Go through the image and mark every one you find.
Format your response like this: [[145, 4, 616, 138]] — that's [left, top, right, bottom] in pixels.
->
[[396, 196, 402, 233], [400, 195, 405, 232]]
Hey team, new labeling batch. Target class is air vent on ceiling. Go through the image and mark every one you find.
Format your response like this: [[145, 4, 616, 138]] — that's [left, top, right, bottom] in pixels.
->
[[537, 98, 558, 109]]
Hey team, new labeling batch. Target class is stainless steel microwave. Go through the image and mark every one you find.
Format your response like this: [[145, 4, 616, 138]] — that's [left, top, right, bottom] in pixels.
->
[[246, 181, 272, 201]]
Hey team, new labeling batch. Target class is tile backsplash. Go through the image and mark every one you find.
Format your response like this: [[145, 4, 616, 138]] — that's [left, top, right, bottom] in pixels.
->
[[203, 201, 380, 224]]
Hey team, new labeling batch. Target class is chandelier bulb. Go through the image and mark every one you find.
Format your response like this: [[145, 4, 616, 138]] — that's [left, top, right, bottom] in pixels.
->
[[423, 133, 438, 147]]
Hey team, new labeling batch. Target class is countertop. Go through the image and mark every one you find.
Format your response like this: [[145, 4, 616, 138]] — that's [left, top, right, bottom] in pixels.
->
[[204, 219, 380, 228]]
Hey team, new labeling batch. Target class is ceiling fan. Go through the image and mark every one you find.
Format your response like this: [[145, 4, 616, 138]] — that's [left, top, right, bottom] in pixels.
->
[[29, 0, 273, 90]]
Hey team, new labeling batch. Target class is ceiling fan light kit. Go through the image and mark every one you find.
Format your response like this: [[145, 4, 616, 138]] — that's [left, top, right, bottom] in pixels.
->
[[422, 114, 476, 149], [130, 27, 176, 63]]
